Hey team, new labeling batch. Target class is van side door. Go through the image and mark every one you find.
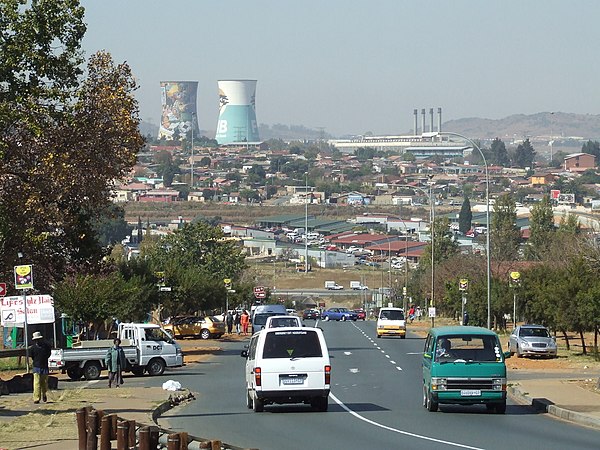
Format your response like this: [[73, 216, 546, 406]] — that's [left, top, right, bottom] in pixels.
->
[[246, 335, 260, 390]]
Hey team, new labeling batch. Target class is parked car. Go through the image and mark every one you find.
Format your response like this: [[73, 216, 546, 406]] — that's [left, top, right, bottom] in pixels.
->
[[303, 309, 320, 320], [353, 309, 367, 320], [508, 324, 557, 358], [321, 307, 357, 321], [163, 316, 225, 340]]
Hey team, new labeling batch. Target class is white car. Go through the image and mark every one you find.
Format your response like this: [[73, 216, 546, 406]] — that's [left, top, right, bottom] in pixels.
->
[[241, 327, 331, 412]]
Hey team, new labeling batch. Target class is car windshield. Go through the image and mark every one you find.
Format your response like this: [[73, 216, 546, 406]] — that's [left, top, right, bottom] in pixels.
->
[[144, 328, 171, 342], [435, 335, 501, 363], [263, 330, 322, 359], [380, 310, 404, 320], [268, 318, 300, 328], [339, 308, 349, 313], [520, 327, 550, 338], [253, 313, 282, 326]]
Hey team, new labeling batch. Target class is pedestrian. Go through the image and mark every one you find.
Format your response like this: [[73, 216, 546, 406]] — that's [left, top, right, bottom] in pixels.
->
[[105, 338, 126, 388], [240, 310, 250, 335], [30, 331, 51, 404], [226, 311, 234, 334], [408, 305, 416, 323], [234, 311, 241, 334], [415, 306, 422, 321], [463, 311, 469, 326]]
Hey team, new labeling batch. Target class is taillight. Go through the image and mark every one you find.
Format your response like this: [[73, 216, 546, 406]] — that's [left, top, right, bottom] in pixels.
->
[[254, 367, 262, 387], [324, 365, 331, 385]]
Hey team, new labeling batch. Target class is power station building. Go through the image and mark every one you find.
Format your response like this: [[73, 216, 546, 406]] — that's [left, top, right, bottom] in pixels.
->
[[158, 81, 199, 141], [215, 80, 260, 145]]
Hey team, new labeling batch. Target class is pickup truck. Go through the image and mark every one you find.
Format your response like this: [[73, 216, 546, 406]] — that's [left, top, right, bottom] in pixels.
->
[[325, 281, 343, 290], [49, 323, 183, 381], [350, 281, 369, 290]]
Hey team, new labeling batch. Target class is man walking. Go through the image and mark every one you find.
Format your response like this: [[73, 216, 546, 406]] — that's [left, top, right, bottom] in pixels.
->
[[105, 338, 127, 388], [30, 331, 51, 404]]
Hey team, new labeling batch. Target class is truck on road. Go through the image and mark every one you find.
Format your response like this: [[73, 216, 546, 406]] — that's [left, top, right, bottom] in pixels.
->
[[325, 281, 344, 290], [350, 281, 369, 290], [49, 322, 183, 381]]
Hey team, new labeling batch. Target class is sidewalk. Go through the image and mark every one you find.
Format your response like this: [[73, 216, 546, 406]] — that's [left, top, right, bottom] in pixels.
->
[[508, 376, 600, 429]]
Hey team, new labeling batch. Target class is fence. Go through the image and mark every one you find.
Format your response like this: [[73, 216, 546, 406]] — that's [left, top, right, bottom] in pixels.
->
[[76, 406, 257, 450]]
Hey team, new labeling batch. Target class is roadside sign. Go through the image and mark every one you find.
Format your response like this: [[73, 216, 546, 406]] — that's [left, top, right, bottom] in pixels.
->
[[428, 307, 436, 318], [1, 295, 55, 325], [14, 265, 33, 290], [253, 286, 266, 299], [459, 279, 468, 291], [0, 283, 6, 297], [224, 278, 232, 289]]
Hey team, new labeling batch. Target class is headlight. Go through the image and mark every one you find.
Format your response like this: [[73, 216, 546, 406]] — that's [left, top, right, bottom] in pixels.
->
[[431, 377, 447, 391], [492, 378, 506, 391], [519, 340, 530, 348], [548, 340, 557, 348]]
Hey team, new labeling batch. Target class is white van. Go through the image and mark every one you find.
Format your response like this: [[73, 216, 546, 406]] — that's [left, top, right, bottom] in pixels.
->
[[264, 315, 303, 328], [376, 307, 406, 339], [252, 304, 287, 333], [241, 327, 331, 412]]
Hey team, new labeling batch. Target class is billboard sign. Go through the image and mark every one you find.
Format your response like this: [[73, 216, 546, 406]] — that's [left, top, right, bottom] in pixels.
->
[[557, 193, 575, 204], [1, 295, 55, 325], [14, 265, 33, 290], [550, 189, 560, 200]]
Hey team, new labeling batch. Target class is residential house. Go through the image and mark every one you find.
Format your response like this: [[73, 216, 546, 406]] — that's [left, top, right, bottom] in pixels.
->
[[564, 153, 595, 173]]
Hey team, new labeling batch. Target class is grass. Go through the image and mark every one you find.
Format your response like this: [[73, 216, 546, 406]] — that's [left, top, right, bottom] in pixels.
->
[[0, 357, 27, 371]]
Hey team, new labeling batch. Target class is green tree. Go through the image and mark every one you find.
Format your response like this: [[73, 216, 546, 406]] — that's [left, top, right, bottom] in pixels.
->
[[420, 217, 459, 268], [93, 204, 131, 247], [526, 195, 555, 260], [490, 138, 510, 166], [491, 194, 520, 263], [514, 138, 536, 168], [355, 147, 376, 162], [458, 196, 473, 234], [581, 140, 600, 160], [154, 150, 180, 186]]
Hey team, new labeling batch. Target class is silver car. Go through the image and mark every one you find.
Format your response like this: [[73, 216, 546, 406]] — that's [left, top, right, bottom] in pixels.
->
[[508, 325, 557, 358]]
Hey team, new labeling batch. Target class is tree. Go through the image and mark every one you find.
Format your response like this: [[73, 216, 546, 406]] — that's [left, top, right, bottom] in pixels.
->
[[458, 196, 473, 234], [93, 204, 131, 247], [355, 147, 376, 162], [420, 217, 459, 268], [491, 194, 520, 263], [581, 140, 600, 160], [514, 139, 536, 169], [154, 150, 179, 186], [526, 195, 555, 260], [490, 138, 510, 166], [1, 25, 144, 292]]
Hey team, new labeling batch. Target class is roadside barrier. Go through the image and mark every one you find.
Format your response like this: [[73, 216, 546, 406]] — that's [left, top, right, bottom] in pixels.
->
[[76, 405, 258, 450]]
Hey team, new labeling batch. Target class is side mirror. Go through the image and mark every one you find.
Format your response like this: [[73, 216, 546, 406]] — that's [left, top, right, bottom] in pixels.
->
[[503, 351, 511, 359], [423, 352, 432, 359], [240, 350, 248, 358]]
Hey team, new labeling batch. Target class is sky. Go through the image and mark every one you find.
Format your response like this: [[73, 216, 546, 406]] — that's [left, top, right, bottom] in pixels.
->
[[80, 0, 600, 137]]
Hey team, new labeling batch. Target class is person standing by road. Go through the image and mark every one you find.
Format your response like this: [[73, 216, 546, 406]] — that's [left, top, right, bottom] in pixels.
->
[[30, 331, 51, 404], [225, 311, 234, 334], [105, 338, 126, 388], [234, 311, 241, 334], [240, 310, 250, 335]]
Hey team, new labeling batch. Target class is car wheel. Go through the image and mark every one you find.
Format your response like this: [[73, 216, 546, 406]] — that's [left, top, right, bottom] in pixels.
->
[[67, 366, 82, 381], [401, 335, 406, 339], [311, 396, 328, 412], [426, 389, 438, 412], [83, 361, 102, 380], [324, 316, 329, 321], [377, 334, 381, 338], [253, 395, 264, 412], [341, 316, 347, 322], [422, 384, 428, 408], [494, 401, 506, 414], [516, 345, 523, 358], [147, 358, 166, 376], [131, 367, 145, 377], [200, 329, 211, 340], [246, 390, 253, 409]]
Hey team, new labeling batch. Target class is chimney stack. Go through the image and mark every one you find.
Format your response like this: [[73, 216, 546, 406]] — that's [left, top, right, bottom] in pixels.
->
[[414, 109, 418, 136], [437, 107, 442, 133], [429, 108, 434, 133], [421, 109, 426, 136]]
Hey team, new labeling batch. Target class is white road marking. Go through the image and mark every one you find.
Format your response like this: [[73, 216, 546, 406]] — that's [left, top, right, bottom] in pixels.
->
[[396, 367, 403, 371], [385, 354, 390, 358], [349, 368, 360, 373], [329, 393, 483, 450], [390, 361, 396, 364], [88, 380, 99, 384], [406, 352, 423, 355], [344, 351, 352, 355]]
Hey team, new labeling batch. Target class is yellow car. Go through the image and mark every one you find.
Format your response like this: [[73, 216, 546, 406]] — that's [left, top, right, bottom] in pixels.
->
[[164, 316, 225, 340]]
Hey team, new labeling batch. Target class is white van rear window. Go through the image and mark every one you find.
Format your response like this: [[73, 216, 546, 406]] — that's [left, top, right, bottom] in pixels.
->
[[263, 330, 322, 359]]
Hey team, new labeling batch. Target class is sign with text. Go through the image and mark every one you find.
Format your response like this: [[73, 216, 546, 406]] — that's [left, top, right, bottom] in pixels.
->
[[1, 295, 55, 325], [0, 283, 6, 297], [14, 265, 33, 290], [253, 286, 266, 299]]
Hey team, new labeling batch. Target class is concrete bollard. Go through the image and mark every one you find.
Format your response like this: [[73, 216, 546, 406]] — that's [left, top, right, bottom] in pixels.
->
[[76, 407, 88, 450], [86, 409, 99, 450], [117, 420, 129, 450], [99, 414, 112, 450]]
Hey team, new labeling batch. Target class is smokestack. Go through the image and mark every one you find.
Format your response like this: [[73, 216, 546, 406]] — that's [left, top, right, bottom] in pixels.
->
[[429, 108, 434, 133], [438, 107, 442, 133], [421, 109, 426, 136], [414, 109, 418, 136]]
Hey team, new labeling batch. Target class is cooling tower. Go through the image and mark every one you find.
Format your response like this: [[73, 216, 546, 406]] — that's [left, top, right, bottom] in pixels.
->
[[215, 80, 259, 144], [158, 81, 199, 141]]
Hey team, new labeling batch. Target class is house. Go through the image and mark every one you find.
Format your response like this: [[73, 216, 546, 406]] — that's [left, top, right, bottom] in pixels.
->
[[564, 153, 595, 173], [530, 172, 556, 187]]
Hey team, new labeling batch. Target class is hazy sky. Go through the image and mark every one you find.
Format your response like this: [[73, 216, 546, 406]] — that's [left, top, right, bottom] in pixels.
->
[[80, 1, 600, 137]]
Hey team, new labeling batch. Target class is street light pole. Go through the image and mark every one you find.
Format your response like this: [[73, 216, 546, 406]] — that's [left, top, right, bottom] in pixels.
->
[[304, 171, 309, 274], [190, 112, 195, 188], [424, 131, 492, 329], [428, 175, 435, 328]]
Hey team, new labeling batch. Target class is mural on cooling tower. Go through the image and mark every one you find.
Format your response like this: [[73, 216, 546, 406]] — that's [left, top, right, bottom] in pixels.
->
[[158, 81, 199, 141], [215, 80, 259, 144]]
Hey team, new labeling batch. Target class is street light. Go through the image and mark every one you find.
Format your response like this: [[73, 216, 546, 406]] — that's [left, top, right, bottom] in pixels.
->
[[190, 112, 195, 188], [423, 131, 492, 329], [304, 171, 309, 274]]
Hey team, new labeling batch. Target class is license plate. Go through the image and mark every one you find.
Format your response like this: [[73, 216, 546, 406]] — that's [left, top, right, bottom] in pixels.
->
[[281, 377, 305, 385], [461, 389, 481, 396]]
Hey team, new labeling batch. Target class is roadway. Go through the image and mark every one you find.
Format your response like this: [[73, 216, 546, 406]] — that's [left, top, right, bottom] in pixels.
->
[[159, 321, 600, 450]]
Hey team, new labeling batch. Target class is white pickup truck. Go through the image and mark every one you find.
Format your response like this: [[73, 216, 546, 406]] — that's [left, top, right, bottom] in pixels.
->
[[325, 281, 343, 290], [49, 323, 183, 380]]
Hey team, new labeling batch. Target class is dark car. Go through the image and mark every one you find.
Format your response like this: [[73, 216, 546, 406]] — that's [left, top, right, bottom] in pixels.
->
[[353, 309, 366, 320], [302, 309, 320, 320]]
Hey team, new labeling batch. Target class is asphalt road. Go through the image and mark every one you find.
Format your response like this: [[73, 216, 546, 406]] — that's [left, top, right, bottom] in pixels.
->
[[159, 320, 600, 450]]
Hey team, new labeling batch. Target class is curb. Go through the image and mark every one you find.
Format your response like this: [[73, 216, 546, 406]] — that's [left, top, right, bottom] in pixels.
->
[[152, 389, 195, 424], [508, 385, 600, 430]]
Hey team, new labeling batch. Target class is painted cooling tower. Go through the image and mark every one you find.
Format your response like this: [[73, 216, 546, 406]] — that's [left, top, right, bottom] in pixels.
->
[[158, 81, 199, 141], [215, 80, 259, 144]]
